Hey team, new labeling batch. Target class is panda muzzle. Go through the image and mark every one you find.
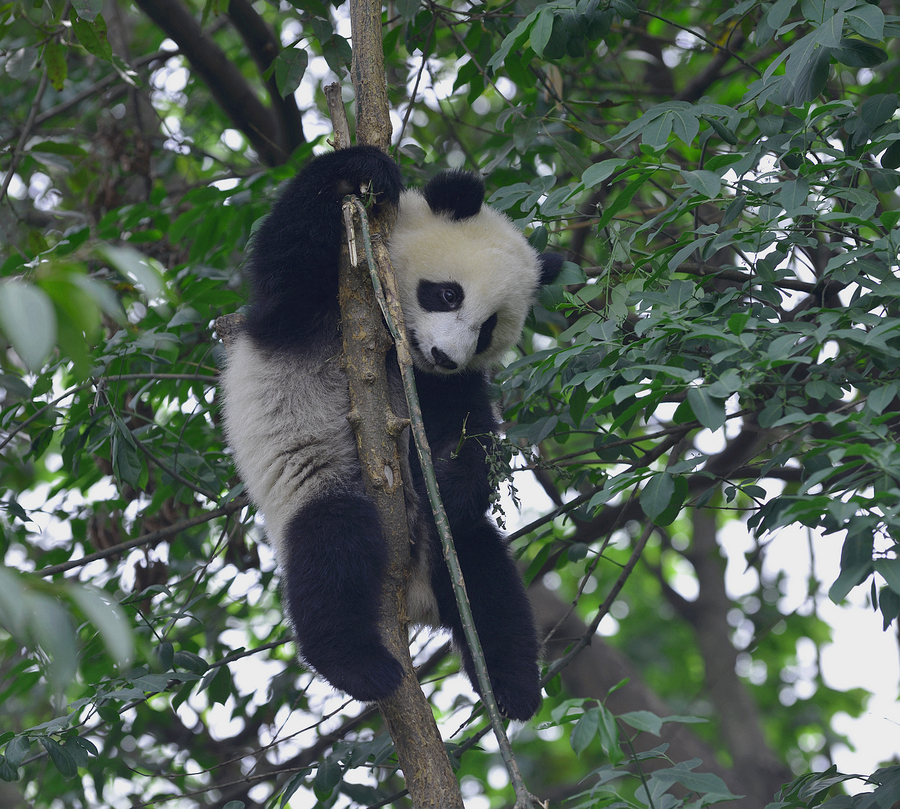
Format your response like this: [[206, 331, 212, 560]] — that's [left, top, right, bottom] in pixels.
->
[[431, 347, 458, 371]]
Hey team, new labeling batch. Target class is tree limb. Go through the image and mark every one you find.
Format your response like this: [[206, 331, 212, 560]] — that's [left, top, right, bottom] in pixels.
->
[[529, 578, 788, 808], [36, 497, 249, 578], [686, 509, 792, 789], [131, 0, 288, 165], [226, 0, 305, 153], [334, 7, 466, 802]]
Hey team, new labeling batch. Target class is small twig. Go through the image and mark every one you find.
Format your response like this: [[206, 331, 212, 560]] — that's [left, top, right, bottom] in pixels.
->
[[0, 372, 215, 453], [131, 429, 219, 501], [324, 82, 350, 149], [544, 516, 657, 683], [36, 498, 249, 578], [0, 69, 49, 205]]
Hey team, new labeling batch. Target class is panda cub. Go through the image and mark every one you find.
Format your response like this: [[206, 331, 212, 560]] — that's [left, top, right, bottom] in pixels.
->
[[221, 145, 562, 721]]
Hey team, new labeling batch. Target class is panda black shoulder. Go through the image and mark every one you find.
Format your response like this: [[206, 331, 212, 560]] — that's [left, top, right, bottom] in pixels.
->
[[422, 170, 485, 221]]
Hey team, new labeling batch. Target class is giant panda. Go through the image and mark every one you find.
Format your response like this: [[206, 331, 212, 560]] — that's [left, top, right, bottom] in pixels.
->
[[220, 145, 562, 721]]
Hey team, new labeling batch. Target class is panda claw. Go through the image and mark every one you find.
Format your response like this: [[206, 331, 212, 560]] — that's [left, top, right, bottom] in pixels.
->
[[491, 684, 541, 722]]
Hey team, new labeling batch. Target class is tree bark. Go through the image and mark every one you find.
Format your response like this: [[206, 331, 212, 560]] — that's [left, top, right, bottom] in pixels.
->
[[530, 575, 790, 808], [686, 509, 792, 796], [336, 2, 465, 805]]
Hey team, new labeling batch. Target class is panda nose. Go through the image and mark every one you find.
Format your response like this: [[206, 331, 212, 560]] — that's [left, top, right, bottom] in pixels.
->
[[431, 347, 458, 370]]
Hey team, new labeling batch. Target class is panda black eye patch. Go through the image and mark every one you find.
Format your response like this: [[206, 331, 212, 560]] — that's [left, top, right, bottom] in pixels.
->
[[475, 313, 498, 355], [418, 280, 464, 312]]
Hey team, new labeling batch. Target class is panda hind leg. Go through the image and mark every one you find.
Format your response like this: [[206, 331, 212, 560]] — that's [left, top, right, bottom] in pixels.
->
[[432, 519, 542, 721], [280, 491, 404, 703]]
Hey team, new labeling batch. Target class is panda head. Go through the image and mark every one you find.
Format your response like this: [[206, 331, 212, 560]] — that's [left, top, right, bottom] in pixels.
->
[[388, 170, 563, 375]]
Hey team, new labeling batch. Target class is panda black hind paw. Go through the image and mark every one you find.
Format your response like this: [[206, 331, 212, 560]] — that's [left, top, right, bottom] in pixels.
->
[[493, 684, 542, 722], [475, 668, 541, 721], [326, 646, 405, 704]]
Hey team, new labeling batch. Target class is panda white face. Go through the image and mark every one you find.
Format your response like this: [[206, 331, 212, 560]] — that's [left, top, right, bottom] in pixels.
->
[[389, 189, 544, 375]]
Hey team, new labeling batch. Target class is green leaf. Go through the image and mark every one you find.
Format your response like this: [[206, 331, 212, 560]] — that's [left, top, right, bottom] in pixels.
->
[[67, 585, 134, 667], [784, 45, 831, 105], [98, 244, 167, 302], [881, 140, 900, 170], [874, 558, 900, 596], [681, 169, 722, 198], [831, 38, 887, 67], [279, 771, 308, 808], [530, 9, 555, 57], [111, 418, 143, 489], [687, 387, 727, 431], [313, 755, 342, 800], [642, 112, 673, 150], [44, 41, 67, 91], [880, 210, 900, 230], [205, 665, 232, 706], [597, 172, 651, 230], [0, 281, 57, 371], [846, 3, 884, 40], [173, 650, 209, 674], [640, 472, 675, 522], [829, 563, 869, 603], [610, 0, 638, 20], [655, 474, 687, 527], [5, 47, 36, 81], [394, 0, 419, 21], [815, 10, 845, 48], [779, 177, 810, 213], [40, 738, 77, 779], [486, 8, 541, 72], [274, 47, 308, 97], [71, 0, 103, 21], [619, 710, 663, 735], [72, 14, 113, 62], [570, 707, 599, 755], [704, 115, 739, 144], [879, 587, 900, 630], [5, 736, 31, 769], [727, 312, 751, 335], [582, 159, 628, 188], [829, 531, 874, 604], [651, 766, 741, 800], [866, 383, 897, 415], [0, 756, 18, 782], [860, 94, 898, 129], [757, 0, 796, 46], [596, 703, 620, 759]]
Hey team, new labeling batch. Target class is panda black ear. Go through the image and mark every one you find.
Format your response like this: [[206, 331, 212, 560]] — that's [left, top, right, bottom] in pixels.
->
[[422, 170, 484, 220], [538, 252, 565, 286]]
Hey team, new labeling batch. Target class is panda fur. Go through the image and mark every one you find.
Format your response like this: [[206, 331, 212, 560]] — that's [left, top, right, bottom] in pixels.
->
[[220, 145, 562, 720]]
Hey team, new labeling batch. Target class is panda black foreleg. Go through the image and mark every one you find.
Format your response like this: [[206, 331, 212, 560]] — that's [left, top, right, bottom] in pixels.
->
[[430, 519, 542, 721], [280, 489, 404, 703]]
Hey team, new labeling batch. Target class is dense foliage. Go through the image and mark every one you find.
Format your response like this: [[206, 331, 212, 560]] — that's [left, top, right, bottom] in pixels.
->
[[1, 0, 899, 807]]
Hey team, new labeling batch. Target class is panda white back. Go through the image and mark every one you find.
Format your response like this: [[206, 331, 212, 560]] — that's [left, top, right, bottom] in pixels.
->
[[220, 334, 356, 560]]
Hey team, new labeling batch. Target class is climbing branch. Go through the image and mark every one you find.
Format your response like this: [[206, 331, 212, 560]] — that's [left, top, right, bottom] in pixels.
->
[[332, 3, 465, 805], [346, 197, 536, 809]]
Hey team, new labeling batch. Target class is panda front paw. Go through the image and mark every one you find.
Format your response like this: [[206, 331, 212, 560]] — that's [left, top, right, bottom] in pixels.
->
[[329, 144, 403, 209]]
